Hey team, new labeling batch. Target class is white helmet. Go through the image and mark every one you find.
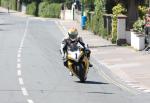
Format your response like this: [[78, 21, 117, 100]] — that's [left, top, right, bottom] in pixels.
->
[[68, 28, 78, 41]]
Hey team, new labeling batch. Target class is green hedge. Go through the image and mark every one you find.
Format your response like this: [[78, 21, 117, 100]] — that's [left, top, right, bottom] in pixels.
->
[[65, 0, 72, 9], [88, 0, 105, 36], [49, 3, 61, 18], [1, 0, 9, 8], [39, 2, 61, 18], [26, 2, 37, 16], [1, 0, 17, 10], [38, 2, 50, 17], [10, 0, 17, 10]]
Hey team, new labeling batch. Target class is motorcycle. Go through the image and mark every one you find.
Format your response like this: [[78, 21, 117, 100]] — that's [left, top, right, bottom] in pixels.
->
[[66, 46, 90, 82]]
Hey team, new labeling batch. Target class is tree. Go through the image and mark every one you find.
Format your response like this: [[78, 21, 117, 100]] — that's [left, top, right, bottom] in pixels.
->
[[93, 0, 105, 35], [126, 0, 138, 29], [110, 0, 145, 29]]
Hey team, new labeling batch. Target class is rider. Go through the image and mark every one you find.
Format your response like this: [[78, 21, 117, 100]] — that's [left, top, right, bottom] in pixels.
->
[[60, 27, 92, 68]]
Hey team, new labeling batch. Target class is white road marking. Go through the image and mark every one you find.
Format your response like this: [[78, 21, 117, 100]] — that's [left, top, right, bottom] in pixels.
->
[[127, 83, 135, 86], [17, 58, 21, 62], [17, 54, 21, 58], [19, 47, 22, 50], [21, 87, 28, 96], [19, 77, 24, 85], [17, 63, 21, 68], [20, 42, 24, 48], [55, 21, 67, 36], [17, 70, 22, 76], [101, 58, 122, 62], [27, 99, 34, 103], [108, 63, 141, 69], [131, 85, 140, 88], [93, 61, 139, 95], [16, 18, 36, 102], [143, 89, 150, 93], [18, 49, 22, 53], [137, 87, 146, 90]]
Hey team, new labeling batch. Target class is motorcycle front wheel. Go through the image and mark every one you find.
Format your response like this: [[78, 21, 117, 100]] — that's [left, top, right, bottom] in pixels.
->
[[77, 64, 86, 82]]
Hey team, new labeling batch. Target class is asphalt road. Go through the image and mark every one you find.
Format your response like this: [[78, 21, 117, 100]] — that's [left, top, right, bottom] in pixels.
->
[[0, 11, 150, 103]]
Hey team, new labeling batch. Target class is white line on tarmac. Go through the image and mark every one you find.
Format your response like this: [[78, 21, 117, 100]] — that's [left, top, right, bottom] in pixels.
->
[[20, 42, 24, 48], [143, 89, 150, 93], [131, 85, 140, 88], [17, 70, 22, 76], [17, 63, 21, 68], [127, 83, 135, 86], [18, 49, 22, 53], [27, 99, 34, 103], [55, 21, 67, 36], [17, 54, 21, 58], [19, 77, 24, 85], [101, 58, 122, 62], [93, 61, 139, 95], [17, 63, 21, 69], [21, 87, 28, 96], [17, 58, 21, 63], [108, 63, 141, 69], [19, 47, 22, 50], [137, 87, 147, 91]]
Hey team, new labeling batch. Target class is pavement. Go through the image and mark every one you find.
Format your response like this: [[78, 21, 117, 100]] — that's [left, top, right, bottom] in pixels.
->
[[58, 20, 150, 93], [1, 7, 150, 93]]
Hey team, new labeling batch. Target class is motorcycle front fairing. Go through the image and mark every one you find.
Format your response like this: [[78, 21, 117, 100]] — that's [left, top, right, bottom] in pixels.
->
[[66, 47, 89, 81]]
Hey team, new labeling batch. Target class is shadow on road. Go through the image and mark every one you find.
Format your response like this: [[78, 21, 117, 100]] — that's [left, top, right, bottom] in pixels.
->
[[76, 81, 109, 85], [87, 91, 114, 94], [0, 23, 14, 25], [0, 29, 4, 31], [0, 12, 6, 14], [89, 45, 116, 49]]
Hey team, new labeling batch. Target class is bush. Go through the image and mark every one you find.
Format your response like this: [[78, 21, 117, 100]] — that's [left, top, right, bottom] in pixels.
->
[[138, 5, 147, 19], [10, 0, 17, 10], [1, 0, 9, 8], [65, 0, 72, 9], [39, 2, 61, 18], [112, 3, 126, 43], [26, 2, 37, 16], [133, 18, 145, 33], [1, 0, 17, 10], [92, 0, 106, 36], [38, 2, 50, 17], [48, 3, 61, 18]]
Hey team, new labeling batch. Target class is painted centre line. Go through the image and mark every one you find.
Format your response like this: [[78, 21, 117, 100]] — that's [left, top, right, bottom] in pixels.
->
[[27, 99, 34, 103], [17, 54, 21, 58], [17, 58, 21, 63], [19, 77, 24, 85], [17, 70, 22, 76], [18, 49, 22, 53], [17, 63, 21, 69], [21, 87, 28, 96], [16, 17, 35, 103]]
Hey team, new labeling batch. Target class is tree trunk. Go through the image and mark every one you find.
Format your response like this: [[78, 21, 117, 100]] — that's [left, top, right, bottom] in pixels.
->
[[127, 0, 138, 29]]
